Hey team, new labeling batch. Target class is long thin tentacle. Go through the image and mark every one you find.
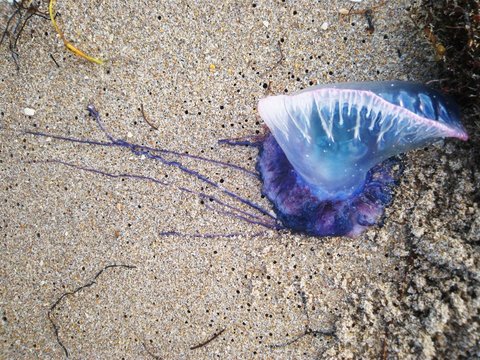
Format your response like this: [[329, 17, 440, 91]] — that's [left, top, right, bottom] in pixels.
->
[[177, 186, 275, 224], [86, 105, 257, 177], [125, 144, 275, 219], [129, 143, 258, 177], [27, 106, 275, 220], [30, 159, 279, 230], [204, 202, 282, 230], [197, 192, 274, 223], [158, 231, 267, 239], [87, 105, 116, 142], [218, 137, 263, 147], [24, 131, 114, 147], [24, 134, 258, 179], [29, 159, 168, 186]]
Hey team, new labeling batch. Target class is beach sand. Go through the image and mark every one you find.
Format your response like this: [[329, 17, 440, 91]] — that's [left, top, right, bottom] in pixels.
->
[[1, 0, 478, 358]]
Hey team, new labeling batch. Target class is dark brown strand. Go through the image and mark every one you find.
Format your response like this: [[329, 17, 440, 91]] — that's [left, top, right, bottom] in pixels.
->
[[1, 1, 49, 69], [270, 288, 336, 348], [49, 53, 60, 67], [48, 264, 136, 358], [190, 328, 226, 350], [140, 103, 159, 130]]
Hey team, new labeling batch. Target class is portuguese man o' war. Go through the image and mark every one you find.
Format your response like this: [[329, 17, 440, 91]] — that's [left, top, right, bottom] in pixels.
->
[[27, 81, 468, 238], [254, 81, 468, 237]]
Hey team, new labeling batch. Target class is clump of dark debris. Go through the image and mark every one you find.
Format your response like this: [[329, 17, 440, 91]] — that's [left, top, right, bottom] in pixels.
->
[[1, 1, 49, 70], [415, 0, 479, 196], [416, 1, 479, 107]]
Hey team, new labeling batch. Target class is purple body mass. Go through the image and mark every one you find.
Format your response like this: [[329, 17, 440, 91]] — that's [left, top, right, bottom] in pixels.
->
[[256, 81, 468, 237], [257, 133, 401, 237]]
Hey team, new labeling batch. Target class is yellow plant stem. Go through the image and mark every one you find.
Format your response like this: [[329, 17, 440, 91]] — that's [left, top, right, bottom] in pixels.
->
[[48, 0, 104, 65]]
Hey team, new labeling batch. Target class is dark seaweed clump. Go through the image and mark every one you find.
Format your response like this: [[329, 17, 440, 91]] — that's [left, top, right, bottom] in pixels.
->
[[417, 1, 479, 107], [416, 0, 479, 200]]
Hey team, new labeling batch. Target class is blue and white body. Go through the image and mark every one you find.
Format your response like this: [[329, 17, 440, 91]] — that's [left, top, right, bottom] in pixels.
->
[[258, 81, 468, 236]]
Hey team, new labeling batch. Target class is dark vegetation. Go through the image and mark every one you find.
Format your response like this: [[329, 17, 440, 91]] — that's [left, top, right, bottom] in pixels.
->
[[417, 1, 479, 108], [415, 0, 479, 201], [0, 1, 48, 70]]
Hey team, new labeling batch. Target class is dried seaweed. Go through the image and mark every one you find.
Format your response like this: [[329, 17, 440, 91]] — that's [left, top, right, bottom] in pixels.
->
[[416, 0, 479, 106], [48, 0, 104, 64], [48, 264, 136, 357], [140, 103, 159, 131], [1, 0, 49, 69], [270, 290, 336, 349], [190, 328, 226, 350]]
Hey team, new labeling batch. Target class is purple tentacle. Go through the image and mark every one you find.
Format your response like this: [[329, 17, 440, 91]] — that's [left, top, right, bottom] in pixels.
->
[[198, 192, 274, 223], [24, 130, 255, 177], [131, 146, 275, 219], [29, 159, 169, 186], [23, 131, 113, 148], [87, 105, 116, 143], [26, 105, 276, 222], [86, 105, 257, 177], [177, 186, 277, 227], [218, 135, 264, 147], [116, 142, 270, 216], [30, 159, 279, 230], [203, 203, 282, 230], [136, 143, 257, 177], [158, 231, 267, 239]]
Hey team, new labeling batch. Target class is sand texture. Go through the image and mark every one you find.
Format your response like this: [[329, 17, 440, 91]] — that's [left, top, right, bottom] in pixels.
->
[[1, 0, 479, 359]]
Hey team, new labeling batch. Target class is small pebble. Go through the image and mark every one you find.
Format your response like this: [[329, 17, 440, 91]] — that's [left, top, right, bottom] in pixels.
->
[[24, 108, 35, 116], [321, 22, 329, 30]]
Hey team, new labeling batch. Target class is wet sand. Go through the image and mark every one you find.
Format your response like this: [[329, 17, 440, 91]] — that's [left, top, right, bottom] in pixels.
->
[[1, 1, 478, 359]]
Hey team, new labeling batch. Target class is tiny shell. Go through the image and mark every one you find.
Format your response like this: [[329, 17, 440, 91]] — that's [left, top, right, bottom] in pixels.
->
[[24, 108, 36, 116]]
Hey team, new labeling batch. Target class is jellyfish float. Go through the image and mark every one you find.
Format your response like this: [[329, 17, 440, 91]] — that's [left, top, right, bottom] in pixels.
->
[[27, 81, 468, 238]]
